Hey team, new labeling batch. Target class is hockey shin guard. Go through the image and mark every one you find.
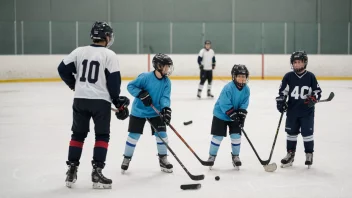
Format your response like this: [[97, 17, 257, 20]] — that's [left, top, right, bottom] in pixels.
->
[[124, 133, 141, 157], [155, 132, 168, 155], [230, 133, 241, 155], [287, 134, 298, 152], [209, 135, 223, 156], [93, 134, 109, 163]]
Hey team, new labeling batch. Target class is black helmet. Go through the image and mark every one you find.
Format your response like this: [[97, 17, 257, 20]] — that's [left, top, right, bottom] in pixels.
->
[[90, 21, 114, 48], [290, 51, 308, 73], [152, 53, 174, 77], [231, 64, 249, 88]]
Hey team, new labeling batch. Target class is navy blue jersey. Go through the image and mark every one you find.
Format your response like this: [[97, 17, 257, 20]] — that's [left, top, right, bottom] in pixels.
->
[[278, 71, 322, 117], [128, 72, 171, 118], [213, 82, 250, 121]]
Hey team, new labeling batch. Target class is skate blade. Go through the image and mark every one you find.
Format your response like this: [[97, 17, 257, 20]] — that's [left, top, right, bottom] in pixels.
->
[[65, 178, 76, 188], [161, 167, 173, 173], [264, 163, 277, 172], [209, 166, 213, 170], [121, 169, 126, 174], [280, 163, 293, 168], [307, 165, 312, 169], [233, 165, 240, 170], [66, 182, 74, 188], [92, 182, 112, 189]]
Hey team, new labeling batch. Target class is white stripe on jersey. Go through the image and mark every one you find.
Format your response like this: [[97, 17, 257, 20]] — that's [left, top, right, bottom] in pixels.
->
[[63, 45, 120, 102], [198, 48, 215, 70]]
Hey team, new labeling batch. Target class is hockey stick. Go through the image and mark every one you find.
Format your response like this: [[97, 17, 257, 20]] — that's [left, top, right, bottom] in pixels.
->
[[146, 118, 205, 181], [305, 92, 334, 107], [264, 111, 284, 165], [241, 128, 277, 172], [318, 92, 334, 103], [150, 104, 214, 166]]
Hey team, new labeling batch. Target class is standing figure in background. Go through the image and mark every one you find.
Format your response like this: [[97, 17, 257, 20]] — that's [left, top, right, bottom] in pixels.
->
[[120, 53, 174, 174], [197, 40, 216, 98], [58, 21, 130, 189], [207, 64, 250, 170], [276, 51, 322, 169]]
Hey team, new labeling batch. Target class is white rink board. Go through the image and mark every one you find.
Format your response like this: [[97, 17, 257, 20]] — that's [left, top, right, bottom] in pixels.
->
[[0, 54, 352, 80]]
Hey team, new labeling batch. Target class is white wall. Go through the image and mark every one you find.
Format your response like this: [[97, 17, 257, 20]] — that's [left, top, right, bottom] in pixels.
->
[[0, 54, 351, 80]]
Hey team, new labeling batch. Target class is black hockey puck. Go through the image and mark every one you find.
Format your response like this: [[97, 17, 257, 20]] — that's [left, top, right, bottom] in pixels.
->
[[183, 120, 193, 125], [215, 176, 220, 181], [180, 183, 201, 190]]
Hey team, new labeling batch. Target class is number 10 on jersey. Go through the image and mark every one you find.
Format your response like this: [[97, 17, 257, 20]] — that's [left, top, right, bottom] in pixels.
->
[[79, 59, 100, 84]]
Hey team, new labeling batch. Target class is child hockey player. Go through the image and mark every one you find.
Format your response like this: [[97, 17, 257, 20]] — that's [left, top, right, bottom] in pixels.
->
[[207, 64, 250, 170], [120, 53, 174, 173], [276, 51, 322, 168], [58, 21, 130, 189]]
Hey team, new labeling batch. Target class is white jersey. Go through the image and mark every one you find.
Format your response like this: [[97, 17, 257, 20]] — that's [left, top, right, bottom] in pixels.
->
[[62, 45, 120, 103], [198, 48, 215, 70]]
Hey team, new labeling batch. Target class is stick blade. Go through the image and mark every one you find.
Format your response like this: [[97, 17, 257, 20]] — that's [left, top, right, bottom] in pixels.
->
[[190, 174, 205, 181], [264, 163, 277, 172], [327, 92, 335, 101], [201, 160, 214, 166], [180, 183, 201, 190]]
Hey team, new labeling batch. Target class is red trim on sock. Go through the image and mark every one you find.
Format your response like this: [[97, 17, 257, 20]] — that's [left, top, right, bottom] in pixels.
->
[[95, 141, 108, 149], [69, 140, 84, 148]]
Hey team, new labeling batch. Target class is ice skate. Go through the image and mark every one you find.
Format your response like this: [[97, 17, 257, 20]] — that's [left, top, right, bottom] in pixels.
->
[[207, 155, 216, 170], [305, 153, 313, 169], [159, 154, 173, 173], [207, 90, 214, 98], [281, 151, 295, 168], [65, 161, 79, 188], [231, 153, 242, 170], [121, 156, 131, 174], [197, 90, 202, 99], [91, 161, 112, 189]]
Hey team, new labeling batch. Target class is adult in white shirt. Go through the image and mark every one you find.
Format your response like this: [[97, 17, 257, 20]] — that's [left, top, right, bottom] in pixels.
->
[[197, 40, 216, 98]]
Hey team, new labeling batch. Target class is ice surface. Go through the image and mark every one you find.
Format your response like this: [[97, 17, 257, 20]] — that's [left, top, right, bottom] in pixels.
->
[[0, 80, 351, 198]]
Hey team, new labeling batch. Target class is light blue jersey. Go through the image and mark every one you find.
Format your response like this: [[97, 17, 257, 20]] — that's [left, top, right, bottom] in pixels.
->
[[127, 71, 171, 118], [213, 82, 250, 121]]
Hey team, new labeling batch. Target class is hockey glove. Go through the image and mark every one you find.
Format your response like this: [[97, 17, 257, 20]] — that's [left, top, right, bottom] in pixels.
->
[[161, 107, 172, 125], [226, 107, 237, 120], [113, 96, 130, 120], [304, 95, 317, 108], [276, 96, 288, 113], [212, 64, 216, 70], [138, 90, 152, 107], [234, 109, 247, 127], [199, 65, 204, 70]]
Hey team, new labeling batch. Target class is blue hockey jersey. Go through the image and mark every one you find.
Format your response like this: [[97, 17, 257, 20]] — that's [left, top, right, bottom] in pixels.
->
[[278, 71, 322, 117], [213, 82, 250, 121], [128, 72, 171, 118]]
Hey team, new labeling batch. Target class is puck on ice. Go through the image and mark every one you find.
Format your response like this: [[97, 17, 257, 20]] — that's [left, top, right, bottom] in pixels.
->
[[183, 120, 193, 125], [215, 176, 220, 181], [180, 183, 201, 190]]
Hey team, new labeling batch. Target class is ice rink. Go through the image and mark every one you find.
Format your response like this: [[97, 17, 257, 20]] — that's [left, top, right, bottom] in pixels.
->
[[0, 80, 351, 198]]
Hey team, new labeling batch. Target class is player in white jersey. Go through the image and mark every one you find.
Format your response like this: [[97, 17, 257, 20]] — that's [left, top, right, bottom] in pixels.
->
[[58, 21, 130, 189], [197, 40, 216, 98]]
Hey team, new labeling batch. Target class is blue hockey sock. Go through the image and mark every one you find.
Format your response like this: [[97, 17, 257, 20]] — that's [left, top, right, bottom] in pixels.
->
[[209, 135, 223, 156], [155, 131, 168, 155], [123, 132, 141, 157], [303, 135, 314, 153], [286, 134, 298, 152], [230, 133, 241, 155]]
